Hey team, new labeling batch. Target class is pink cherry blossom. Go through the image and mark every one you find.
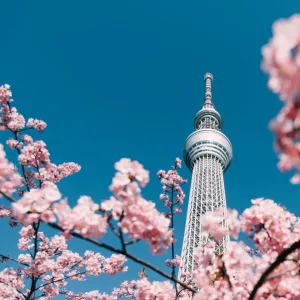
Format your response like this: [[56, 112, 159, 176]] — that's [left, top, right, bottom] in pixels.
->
[[0, 84, 12, 105], [165, 255, 181, 268], [174, 207, 182, 214], [106, 159, 173, 254], [118, 192, 173, 254], [0, 227, 129, 299], [18, 140, 50, 167], [194, 242, 215, 268], [227, 209, 241, 239], [54, 197, 108, 239], [103, 254, 128, 275], [112, 158, 149, 189], [135, 278, 176, 300], [262, 14, 300, 102], [6, 138, 22, 149], [101, 196, 122, 219], [0, 144, 22, 196], [26, 118, 47, 132], [175, 157, 182, 169], [37, 162, 81, 183], [157, 159, 187, 221], [0, 268, 24, 300], [0, 106, 25, 131], [12, 185, 61, 225], [262, 15, 300, 182], [66, 280, 137, 300], [20, 134, 33, 144], [0, 205, 11, 218], [201, 209, 228, 242], [241, 198, 298, 253]]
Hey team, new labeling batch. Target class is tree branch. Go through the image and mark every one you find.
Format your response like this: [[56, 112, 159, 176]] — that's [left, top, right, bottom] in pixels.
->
[[249, 240, 300, 300], [119, 213, 126, 253], [49, 222, 196, 293], [0, 254, 29, 267], [0, 191, 196, 294], [107, 219, 120, 237], [265, 264, 299, 281]]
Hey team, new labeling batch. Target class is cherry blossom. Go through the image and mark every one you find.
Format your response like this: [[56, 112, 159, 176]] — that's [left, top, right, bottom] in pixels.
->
[[0, 227, 128, 299], [0, 268, 24, 300], [135, 278, 176, 300], [0, 84, 12, 105], [6, 138, 22, 149], [157, 158, 187, 215], [165, 255, 181, 268], [201, 209, 228, 242], [37, 162, 81, 183], [18, 141, 50, 167], [241, 198, 298, 253], [189, 199, 300, 299], [0, 144, 22, 196], [104, 159, 173, 254], [0, 105, 25, 131], [65, 280, 137, 299], [0, 205, 11, 218], [116, 188, 173, 254], [53, 196, 108, 239], [12, 184, 61, 225], [262, 14, 300, 182], [262, 14, 300, 102], [113, 158, 149, 188], [26, 118, 47, 132]]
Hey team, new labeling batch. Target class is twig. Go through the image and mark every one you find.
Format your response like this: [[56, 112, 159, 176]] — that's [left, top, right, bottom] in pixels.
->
[[265, 264, 300, 282], [36, 271, 86, 291], [119, 213, 126, 253], [0, 254, 29, 267], [107, 219, 120, 237], [124, 239, 140, 246]]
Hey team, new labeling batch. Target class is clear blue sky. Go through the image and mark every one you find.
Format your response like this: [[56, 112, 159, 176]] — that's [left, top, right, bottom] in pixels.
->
[[0, 0, 299, 296]]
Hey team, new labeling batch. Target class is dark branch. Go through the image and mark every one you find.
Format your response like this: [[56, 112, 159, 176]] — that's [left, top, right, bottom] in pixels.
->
[[0, 191, 196, 294], [249, 240, 300, 300]]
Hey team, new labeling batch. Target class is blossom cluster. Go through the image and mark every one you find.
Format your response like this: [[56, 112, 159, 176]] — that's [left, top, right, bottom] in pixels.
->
[[0, 144, 22, 196], [157, 157, 187, 217], [54, 196, 108, 239], [65, 278, 177, 300], [12, 183, 61, 224], [135, 278, 176, 300], [102, 158, 173, 254], [165, 255, 181, 268], [262, 14, 300, 182], [0, 227, 127, 299], [200, 208, 241, 243], [189, 199, 300, 299], [66, 280, 137, 299], [0, 84, 80, 193]]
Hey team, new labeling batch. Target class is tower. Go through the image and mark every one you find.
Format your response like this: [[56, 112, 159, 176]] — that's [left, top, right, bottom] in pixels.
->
[[180, 73, 232, 277]]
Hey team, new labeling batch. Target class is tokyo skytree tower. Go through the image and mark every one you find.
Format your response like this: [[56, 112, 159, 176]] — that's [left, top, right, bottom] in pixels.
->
[[180, 73, 233, 276]]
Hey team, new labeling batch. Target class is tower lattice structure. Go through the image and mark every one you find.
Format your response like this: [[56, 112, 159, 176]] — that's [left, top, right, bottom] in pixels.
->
[[180, 73, 233, 277]]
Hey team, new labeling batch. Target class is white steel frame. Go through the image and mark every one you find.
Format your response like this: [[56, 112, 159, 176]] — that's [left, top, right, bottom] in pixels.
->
[[179, 73, 232, 279]]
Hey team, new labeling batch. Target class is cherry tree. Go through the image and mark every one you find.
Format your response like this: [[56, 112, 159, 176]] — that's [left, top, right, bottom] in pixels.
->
[[0, 13, 299, 300]]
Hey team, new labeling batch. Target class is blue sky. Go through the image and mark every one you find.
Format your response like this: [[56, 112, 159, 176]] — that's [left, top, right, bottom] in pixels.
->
[[0, 0, 299, 296]]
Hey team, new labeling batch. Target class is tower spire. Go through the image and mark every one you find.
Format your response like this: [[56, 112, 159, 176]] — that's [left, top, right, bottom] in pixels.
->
[[204, 72, 213, 105], [193, 73, 222, 130], [179, 74, 232, 282]]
